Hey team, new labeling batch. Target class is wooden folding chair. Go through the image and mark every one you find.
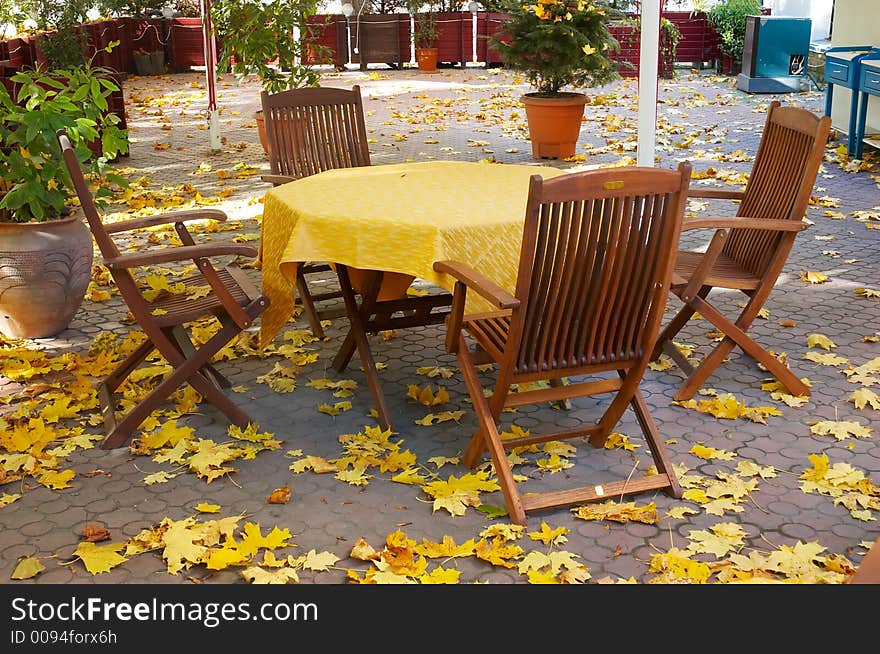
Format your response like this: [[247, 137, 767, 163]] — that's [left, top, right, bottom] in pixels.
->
[[260, 85, 371, 338], [58, 129, 269, 450], [435, 163, 692, 525], [652, 101, 831, 401]]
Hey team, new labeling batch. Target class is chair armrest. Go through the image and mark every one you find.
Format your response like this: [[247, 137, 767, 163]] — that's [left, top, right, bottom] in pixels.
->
[[104, 243, 258, 269], [687, 188, 745, 201], [433, 260, 518, 309], [104, 209, 228, 234], [262, 174, 296, 187], [681, 216, 808, 232]]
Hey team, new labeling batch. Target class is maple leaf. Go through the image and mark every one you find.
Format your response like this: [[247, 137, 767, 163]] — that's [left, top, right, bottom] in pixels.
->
[[850, 388, 880, 411], [647, 547, 712, 583], [406, 383, 450, 406], [809, 420, 872, 441], [335, 464, 371, 486], [686, 522, 748, 558], [11, 556, 46, 580], [38, 469, 75, 490], [72, 541, 128, 574], [689, 444, 737, 461], [571, 500, 659, 524], [474, 537, 524, 568], [162, 519, 210, 574], [350, 538, 381, 561], [528, 523, 569, 546], [806, 333, 836, 350], [420, 566, 462, 584], [195, 503, 221, 513], [237, 523, 292, 557], [804, 351, 849, 366], [0, 493, 21, 508], [144, 470, 179, 485], [415, 410, 466, 425], [318, 401, 352, 416], [416, 365, 456, 379], [801, 271, 828, 284], [241, 566, 300, 584], [300, 550, 340, 572]]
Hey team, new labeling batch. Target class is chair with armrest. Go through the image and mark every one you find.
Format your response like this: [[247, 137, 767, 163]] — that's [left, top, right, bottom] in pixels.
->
[[260, 84, 371, 338], [435, 163, 691, 525], [651, 101, 831, 401], [58, 129, 269, 450]]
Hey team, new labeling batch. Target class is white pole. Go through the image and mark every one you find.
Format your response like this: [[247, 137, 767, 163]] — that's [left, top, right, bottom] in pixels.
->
[[637, 0, 660, 167]]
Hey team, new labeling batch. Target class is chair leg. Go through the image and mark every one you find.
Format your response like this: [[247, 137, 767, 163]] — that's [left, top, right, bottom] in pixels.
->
[[296, 267, 325, 339], [651, 286, 709, 361], [457, 333, 526, 524], [334, 265, 392, 430], [169, 326, 230, 389], [629, 388, 682, 499], [102, 322, 253, 449], [677, 294, 811, 400]]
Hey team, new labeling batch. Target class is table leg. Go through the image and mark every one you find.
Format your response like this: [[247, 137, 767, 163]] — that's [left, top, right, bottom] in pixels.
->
[[334, 265, 392, 430]]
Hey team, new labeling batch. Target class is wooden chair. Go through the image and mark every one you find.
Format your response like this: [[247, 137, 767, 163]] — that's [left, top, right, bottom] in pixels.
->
[[435, 163, 692, 525], [260, 85, 371, 338], [57, 129, 269, 450], [652, 101, 831, 401]]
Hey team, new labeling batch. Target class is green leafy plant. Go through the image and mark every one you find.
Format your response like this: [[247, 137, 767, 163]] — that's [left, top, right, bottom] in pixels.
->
[[486, 0, 622, 97], [212, 0, 328, 94], [408, 1, 439, 50], [0, 49, 129, 222], [615, 15, 682, 78], [707, 0, 762, 66], [95, 0, 167, 18]]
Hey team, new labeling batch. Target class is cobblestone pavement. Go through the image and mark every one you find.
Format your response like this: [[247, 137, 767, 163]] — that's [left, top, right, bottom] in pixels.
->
[[2, 63, 880, 587]]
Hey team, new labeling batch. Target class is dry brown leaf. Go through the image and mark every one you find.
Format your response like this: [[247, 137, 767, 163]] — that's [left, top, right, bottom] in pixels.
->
[[266, 485, 291, 504], [82, 524, 111, 542]]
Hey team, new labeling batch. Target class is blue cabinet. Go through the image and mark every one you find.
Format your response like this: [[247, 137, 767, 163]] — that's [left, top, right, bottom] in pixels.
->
[[824, 46, 880, 155], [854, 60, 880, 159]]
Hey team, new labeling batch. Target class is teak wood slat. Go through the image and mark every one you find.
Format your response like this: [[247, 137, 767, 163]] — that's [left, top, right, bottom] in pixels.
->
[[58, 130, 269, 449], [435, 163, 692, 524], [260, 85, 372, 338], [652, 101, 832, 401]]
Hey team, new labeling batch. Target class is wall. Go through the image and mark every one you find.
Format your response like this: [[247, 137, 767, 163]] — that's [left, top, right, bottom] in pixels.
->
[[764, 0, 832, 41], [829, 0, 880, 143]]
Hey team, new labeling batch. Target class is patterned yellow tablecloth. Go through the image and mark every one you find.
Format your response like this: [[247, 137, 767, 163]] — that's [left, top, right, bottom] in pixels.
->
[[259, 160, 567, 347]]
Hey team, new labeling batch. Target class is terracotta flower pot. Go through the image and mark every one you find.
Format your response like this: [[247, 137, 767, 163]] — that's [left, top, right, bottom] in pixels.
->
[[255, 109, 268, 154], [416, 47, 439, 72], [521, 92, 588, 160], [0, 214, 94, 339]]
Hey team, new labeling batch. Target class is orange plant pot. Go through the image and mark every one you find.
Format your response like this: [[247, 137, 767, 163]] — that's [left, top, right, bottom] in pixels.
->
[[521, 92, 588, 160], [416, 47, 438, 72], [255, 109, 268, 154]]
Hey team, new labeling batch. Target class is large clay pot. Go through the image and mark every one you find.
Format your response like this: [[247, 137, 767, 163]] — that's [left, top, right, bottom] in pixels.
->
[[0, 215, 94, 339], [416, 47, 438, 72], [255, 109, 268, 154], [521, 92, 588, 160]]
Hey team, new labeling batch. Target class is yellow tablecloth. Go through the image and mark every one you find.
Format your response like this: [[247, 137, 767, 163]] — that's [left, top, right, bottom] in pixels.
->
[[259, 160, 568, 347]]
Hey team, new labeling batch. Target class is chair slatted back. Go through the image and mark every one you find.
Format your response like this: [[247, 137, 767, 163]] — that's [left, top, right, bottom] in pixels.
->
[[511, 165, 690, 375], [58, 131, 121, 262], [261, 85, 371, 180], [725, 101, 831, 278]]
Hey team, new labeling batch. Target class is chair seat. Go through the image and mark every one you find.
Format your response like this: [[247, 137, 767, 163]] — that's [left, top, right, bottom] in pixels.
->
[[673, 250, 762, 291], [149, 267, 258, 327]]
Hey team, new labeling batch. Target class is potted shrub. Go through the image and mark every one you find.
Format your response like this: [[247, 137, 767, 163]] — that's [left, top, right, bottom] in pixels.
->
[[212, 0, 328, 153], [707, 0, 762, 75], [487, 0, 621, 159], [409, 1, 439, 72], [0, 51, 128, 339]]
